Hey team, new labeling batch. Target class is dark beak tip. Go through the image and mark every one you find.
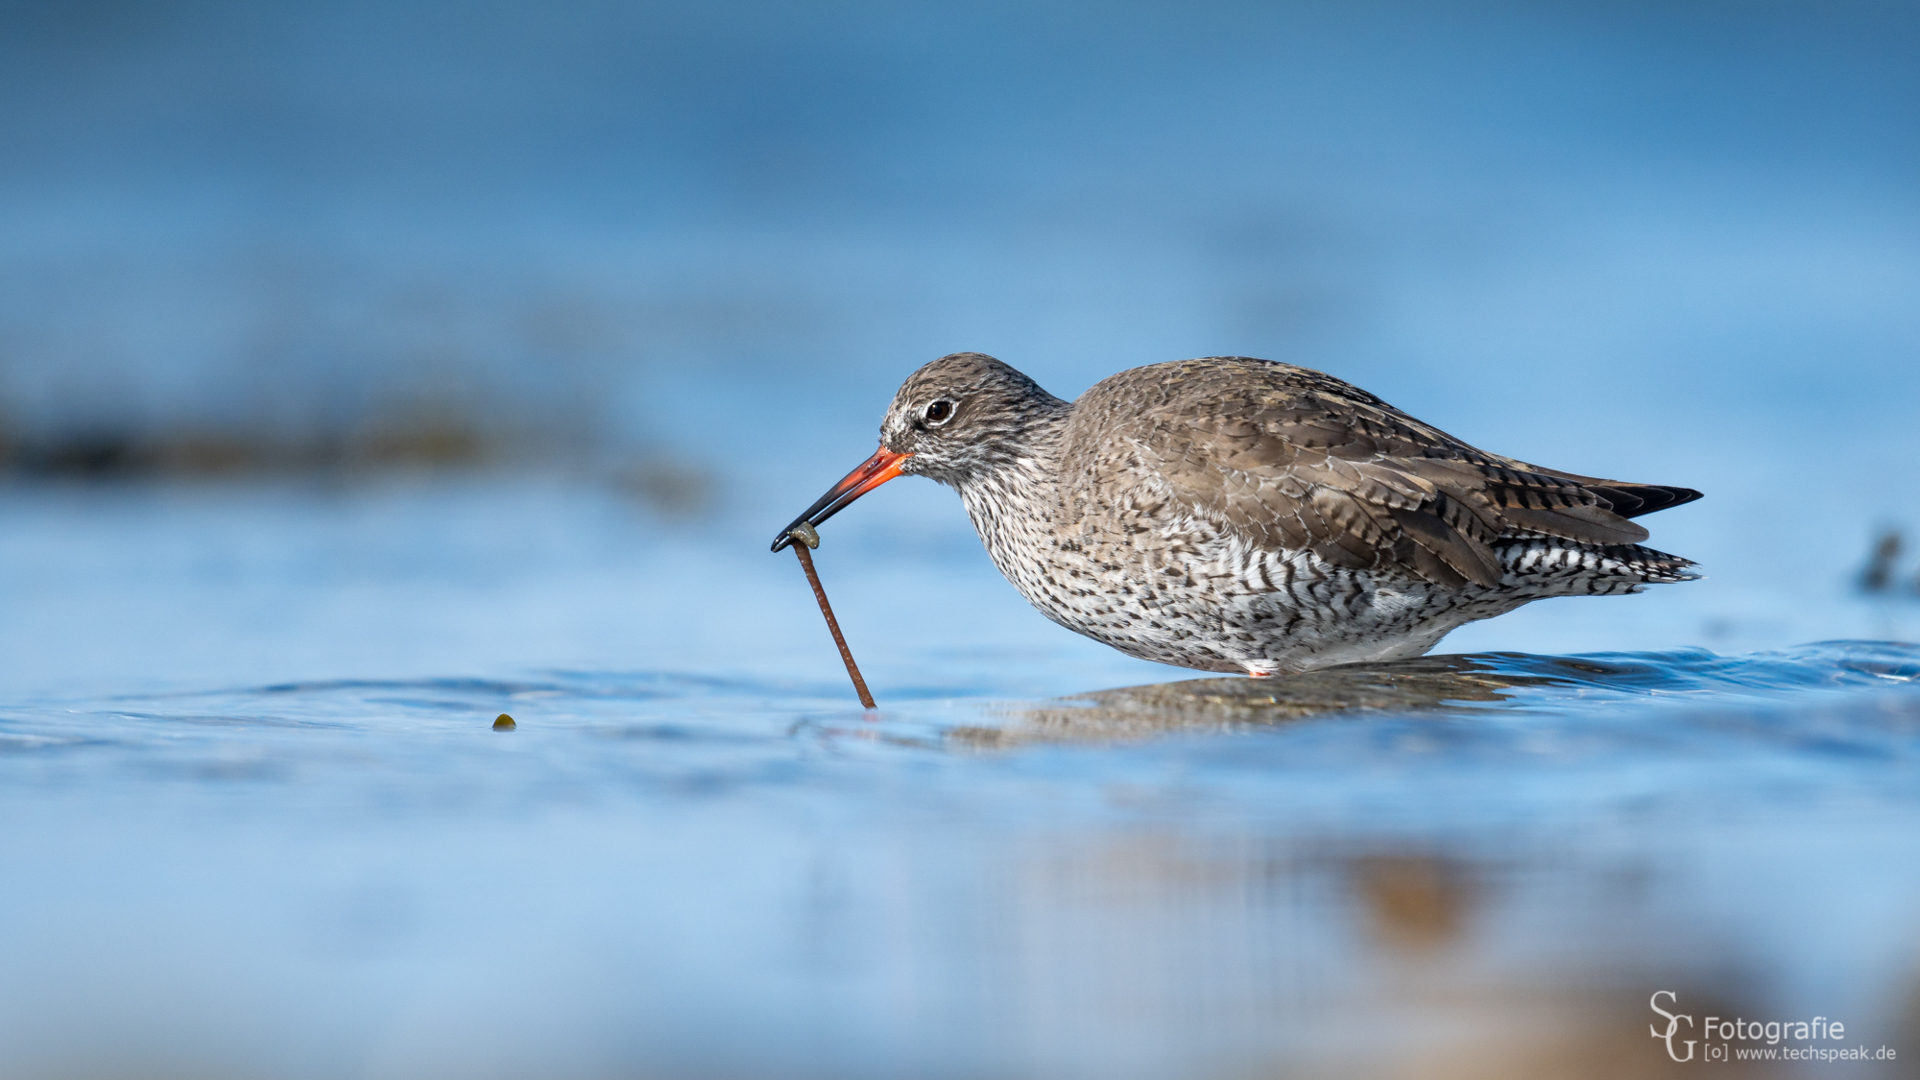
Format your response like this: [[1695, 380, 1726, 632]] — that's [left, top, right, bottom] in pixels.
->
[[771, 445, 909, 557]]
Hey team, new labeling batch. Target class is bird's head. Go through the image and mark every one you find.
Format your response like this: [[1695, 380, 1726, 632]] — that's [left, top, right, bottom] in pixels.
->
[[771, 352, 1063, 551]]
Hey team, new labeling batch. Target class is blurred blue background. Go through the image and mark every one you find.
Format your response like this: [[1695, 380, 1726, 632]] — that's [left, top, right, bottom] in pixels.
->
[[3, 3, 1920, 1078], [4, 0, 1919, 681]]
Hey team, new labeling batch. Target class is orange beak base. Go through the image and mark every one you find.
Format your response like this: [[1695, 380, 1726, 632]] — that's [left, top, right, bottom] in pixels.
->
[[770, 447, 912, 552]]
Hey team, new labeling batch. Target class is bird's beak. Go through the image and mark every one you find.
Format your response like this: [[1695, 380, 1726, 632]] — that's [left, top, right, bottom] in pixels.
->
[[770, 447, 913, 551]]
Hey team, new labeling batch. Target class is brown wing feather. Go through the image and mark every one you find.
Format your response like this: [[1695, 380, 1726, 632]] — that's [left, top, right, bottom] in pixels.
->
[[1062, 357, 1698, 589]]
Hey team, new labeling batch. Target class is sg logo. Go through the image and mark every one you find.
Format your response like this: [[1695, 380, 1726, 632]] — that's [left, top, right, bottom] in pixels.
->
[[1650, 991, 1697, 1062]]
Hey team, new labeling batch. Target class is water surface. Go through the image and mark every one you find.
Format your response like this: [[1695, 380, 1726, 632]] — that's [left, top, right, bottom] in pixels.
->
[[3, 3, 1918, 1074], [3, 482, 1917, 1079]]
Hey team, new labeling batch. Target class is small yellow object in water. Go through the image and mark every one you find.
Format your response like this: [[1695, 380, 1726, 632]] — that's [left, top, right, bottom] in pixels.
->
[[492, 713, 516, 731]]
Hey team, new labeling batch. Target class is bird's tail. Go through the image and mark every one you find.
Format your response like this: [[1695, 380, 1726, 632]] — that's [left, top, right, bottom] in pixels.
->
[[1497, 539, 1700, 594]]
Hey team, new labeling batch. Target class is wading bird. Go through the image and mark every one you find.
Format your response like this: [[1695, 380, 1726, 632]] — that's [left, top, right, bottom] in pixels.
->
[[774, 353, 1700, 676]]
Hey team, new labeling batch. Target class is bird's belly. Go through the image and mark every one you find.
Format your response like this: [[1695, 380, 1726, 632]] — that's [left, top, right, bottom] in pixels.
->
[[998, 532, 1529, 675], [974, 501, 1659, 676]]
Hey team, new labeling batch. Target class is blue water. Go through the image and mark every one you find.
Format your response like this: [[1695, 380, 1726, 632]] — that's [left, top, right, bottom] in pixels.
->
[[4, 2, 1920, 1076], [2, 482, 1919, 1078]]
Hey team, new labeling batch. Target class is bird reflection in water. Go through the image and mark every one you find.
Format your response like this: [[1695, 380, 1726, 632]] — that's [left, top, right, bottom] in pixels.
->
[[951, 652, 1573, 747]]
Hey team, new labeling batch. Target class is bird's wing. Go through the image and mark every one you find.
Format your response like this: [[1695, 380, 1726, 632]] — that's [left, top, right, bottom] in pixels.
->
[[1064, 358, 1692, 589]]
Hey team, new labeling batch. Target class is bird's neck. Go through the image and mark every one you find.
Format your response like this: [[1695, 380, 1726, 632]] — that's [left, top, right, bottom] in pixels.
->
[[953, 403, 1071, 575]]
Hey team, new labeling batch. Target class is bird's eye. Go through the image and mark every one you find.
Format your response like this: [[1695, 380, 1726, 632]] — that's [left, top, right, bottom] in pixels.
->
[[923, 399, 955, 425]]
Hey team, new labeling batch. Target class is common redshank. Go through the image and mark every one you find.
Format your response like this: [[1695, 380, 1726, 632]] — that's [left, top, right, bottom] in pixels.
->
[[772, 353, 1701, 676]]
